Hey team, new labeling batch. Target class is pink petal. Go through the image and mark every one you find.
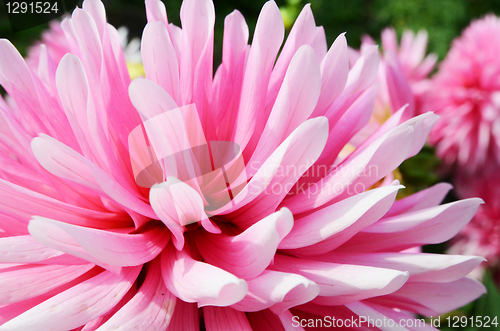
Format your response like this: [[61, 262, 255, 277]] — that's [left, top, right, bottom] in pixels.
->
[[384, 182, 453, 218], [283, 113, 438, 214], [179, 0, 215, 138], [268, 4, 317, 104], [278, 310, 306, 331], [312, 252, 485, 283], [271, 255, 409, 306], [195, 208, 293, 279], [385, 51, 414, 116], [372, 278, 486, 316], [166, 176, 208, 226], [0, 263, 94, 305], [250, 45, 322, 167], [141, 22, 180, 103], [212, 10, 249, 142], [359, 301, 439, 331], [279, 183, 401, 253], [0, 179, 130, 229], [246, 309, 286, 331], [31, 135, 156, 220], [160, 244, 248, 307], [204, 307, 252, 331], [233, 0, 284, 153], [0, 267, 141, 331], [231, 270, 319, 314], [165, 299, 199, 331], [343, 45, 379, 97], [145, 0, 168, 25], [223, 117, 328, 228], [0, 235, 64, 263], [28, 217, 169, 267], [313, 33, 349, 116], [149, 182, 185, 250], [339, 198, 483, 252], [96, 258, 176, 330]]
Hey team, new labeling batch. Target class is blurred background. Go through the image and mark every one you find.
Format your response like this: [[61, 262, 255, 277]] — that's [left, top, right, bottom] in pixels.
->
[[2, 0, 500, 329]]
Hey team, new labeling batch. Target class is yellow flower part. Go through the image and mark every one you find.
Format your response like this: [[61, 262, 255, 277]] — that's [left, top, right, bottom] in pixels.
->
[[127, 62, 145, 80]]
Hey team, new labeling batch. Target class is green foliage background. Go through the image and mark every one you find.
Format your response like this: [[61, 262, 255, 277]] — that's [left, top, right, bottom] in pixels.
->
[[2, 0, 500, 329]]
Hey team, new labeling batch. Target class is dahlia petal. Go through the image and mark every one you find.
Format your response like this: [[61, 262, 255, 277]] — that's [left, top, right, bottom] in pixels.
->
[[195, 208, 294, 279], [128, 78, 178, 120], [82, 0, 106, 38], [345, 301, 411, 331], [278, 310, 306, 331], [359, 301, 438, 331], [28, 217, 169, 267], [179, 0, 215, 137], [70, 8, 102, 87], [385, 51, 414, 116], [340, 198, 483, 252], [317, 83, 378, 167], [32, 135, 156, 220], [145, 0, 168, 26], [56, 54, 94, 160], [344, 45, 379, 96], [246, 309, 286, 331], [271, 255, 409, 306], [204, 307, 252, 331], [96, 258, 176, 331], [0, 267, 102, 325], [310, 27, 327, 61], [0, 266, 141, 331], [165, 299, 199, 331], [0, 39, 36, 96], [0, 179, 129, 229], [141, 22, 180, 103], [374, 278, 486, 316], [160, 244, 248, 307], [234, 0, 284, 152], [0, 235, 64, 263], [279, 183, 401, 253], [251, 45, 322, 167], [268, 4, 317, 102], [313, 33, 349, 116], [284, 113, 438, 214], [31, 134, 101, 193], [149, 182, 185, 250], [231, 270, 320, 314], [0, 263, 94, 305], [384, 182, 452, 218], [212, 10, 248, 142], [166, 176, 208, 226], [313, 252, 485, 283], [223, 117, 328, 227]]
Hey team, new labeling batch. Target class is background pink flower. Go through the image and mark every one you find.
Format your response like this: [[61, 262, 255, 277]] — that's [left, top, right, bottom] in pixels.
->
[[0, 0, 486, 329], [425, 15, 500, 173]]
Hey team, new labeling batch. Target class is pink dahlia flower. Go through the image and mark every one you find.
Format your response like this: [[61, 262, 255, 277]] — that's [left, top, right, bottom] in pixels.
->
[[362, 28, 437, 118], [426, 15, 500, 173], [0, 0, 486, 329]]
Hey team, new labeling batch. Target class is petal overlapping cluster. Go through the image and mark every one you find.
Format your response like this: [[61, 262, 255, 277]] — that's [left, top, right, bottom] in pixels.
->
[[0, 0, 485, 329]]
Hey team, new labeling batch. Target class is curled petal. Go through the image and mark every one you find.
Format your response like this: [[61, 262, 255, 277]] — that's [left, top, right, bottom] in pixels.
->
[[160, 244, 248, 307], [196, 208, 294, 279]]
